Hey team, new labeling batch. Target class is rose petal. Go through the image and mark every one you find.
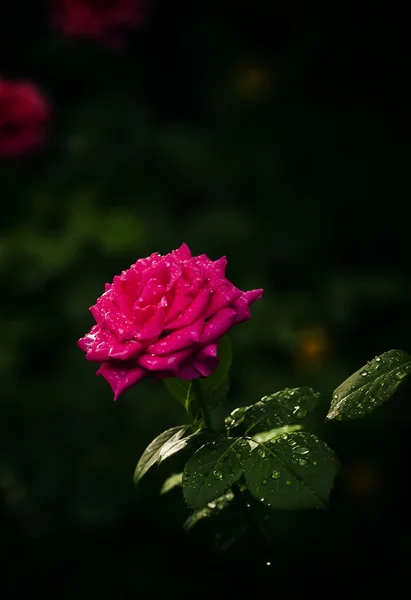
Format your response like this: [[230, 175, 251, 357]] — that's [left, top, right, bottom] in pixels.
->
[[165, 277, 195, 323], [137, 348, 192, 373], [200, 308, 237, 344], [147, 319, 203, 355], [196, 343, 218, 359], [166, 288, 210, 329], [172, 243, 192, 261], [232, 288, 264, 324], [203, 283, 243, 318], [136, 299, 167, 341], [104, 309, 138, 341], [192, 356, 219, 377], [78, 327, 143, 361], [203, 256, 227, 283], [174, 360, 201, 380], [97, 362, 147, 401], [136, 277, 166, 305]]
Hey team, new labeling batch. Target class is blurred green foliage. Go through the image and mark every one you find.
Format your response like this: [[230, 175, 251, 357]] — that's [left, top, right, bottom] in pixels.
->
[[1, 0, 411, 595]]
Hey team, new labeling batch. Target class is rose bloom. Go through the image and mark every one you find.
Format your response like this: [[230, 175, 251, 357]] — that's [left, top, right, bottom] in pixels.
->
[[50, 0, 145, 44], [78, 244, 263, 400], [0, 78, 50, 157]]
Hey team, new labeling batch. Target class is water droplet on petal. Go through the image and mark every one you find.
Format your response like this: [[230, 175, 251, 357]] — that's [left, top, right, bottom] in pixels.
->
[[212, 469, 223, 480]]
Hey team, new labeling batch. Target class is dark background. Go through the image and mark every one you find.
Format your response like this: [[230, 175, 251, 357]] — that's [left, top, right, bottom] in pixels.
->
[[1, 1, 411, 596]]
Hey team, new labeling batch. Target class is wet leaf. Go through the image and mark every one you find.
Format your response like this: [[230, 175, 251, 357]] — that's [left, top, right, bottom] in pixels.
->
[[182, 438, 251, 507], [133, 425, 189, 486], [327, 349, 411, 421], [244, 387, 321, 435], [244, 431, 338, 510], [160, 472, 183, 495]]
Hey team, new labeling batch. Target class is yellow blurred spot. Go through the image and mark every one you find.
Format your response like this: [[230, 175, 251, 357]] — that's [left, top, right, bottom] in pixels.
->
[[233, 62, 271, 101], [343, 460, 381, 504], [295, 326, 331, 367]]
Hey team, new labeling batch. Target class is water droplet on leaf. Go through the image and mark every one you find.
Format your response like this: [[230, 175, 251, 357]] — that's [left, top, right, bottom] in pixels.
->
[[212, 469, 223, 480], [360, 370, 368, 377], [298, 458, 308, 466], [294, 446, 310, 455], [293, 406, 308, 419], [257, 448, 266, 458], [271, 470, 282, 479], [286, 480, 291, 486]]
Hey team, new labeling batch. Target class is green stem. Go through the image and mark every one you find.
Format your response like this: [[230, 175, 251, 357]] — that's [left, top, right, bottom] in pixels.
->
[[193, 380, 213, 430]]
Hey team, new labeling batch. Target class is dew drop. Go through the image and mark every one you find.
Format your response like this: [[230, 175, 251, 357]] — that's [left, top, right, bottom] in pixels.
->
[[298, 458, 308, 466], [266, 562, 271, 566], [286, 480, 291, 486], [257, 448, 266, 458], [313, 461, 318, 466], [375, 356, 381, 362], [246, 503, 251, 508], [212, 469, 223, 480], [271, 470, 282, 479], [293, 406, 308, 419], [262, 479, 267, 485], [333, 394, 338, 400], [236, 453, 242, 459], [260, 497, 265, 502], [294, 446, 310, 455], [281, 433, 288, 440], [360, 370, 368, 377]]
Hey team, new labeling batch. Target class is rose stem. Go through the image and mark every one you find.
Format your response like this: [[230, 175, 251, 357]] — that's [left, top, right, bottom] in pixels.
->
[[192, 380, 213, 430]]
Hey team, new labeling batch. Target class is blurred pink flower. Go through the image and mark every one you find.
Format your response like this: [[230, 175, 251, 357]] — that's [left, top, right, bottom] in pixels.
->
[[50, 0, 146, 45], [0, 78, 50, 157], [78, 243, 263, 400]]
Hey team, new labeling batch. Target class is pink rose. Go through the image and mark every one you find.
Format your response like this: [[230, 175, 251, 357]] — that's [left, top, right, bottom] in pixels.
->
[[0, 78, 50, 157], [78, 244, 263, 400], [49, 0, 145, 46]]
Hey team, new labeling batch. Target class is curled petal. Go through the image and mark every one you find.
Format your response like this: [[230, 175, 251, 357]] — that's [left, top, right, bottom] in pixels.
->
[[197, 343, 218, 359], [136, 278, 166, 306], [136, 299, 167, 341], [174, 360, 201, 380], [77, 327, 143, 361], [165, 277, 195, 323], [97, 362, 147, 401], [200, 308, 237, 344], [104, 310, 138, 341], [147, 319, 203, 355], [204, 283, 242, 318], [232, 288, 264, 324], [137, 348, 192, 373], [172, 243, 192, 261], [166, 288, 210, 329]]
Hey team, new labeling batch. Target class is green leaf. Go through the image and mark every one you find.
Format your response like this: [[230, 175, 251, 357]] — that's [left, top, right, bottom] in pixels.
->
[[183, 490, 235, 532], [200, 335, 233, 408], [327, 349, 411, 421], [133, 425, 189, 486], [158, 428, 216, 463], [244, 387, 321, 435], [244, 431, 338, 510], [163, 378, 196, 412], [182, 438, 251, 507], [160, 473, 183, 495]]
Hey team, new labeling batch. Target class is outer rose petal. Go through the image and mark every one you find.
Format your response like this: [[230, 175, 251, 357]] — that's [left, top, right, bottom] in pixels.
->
[[137, 348, 192, 373], [200, 308, 237, 344], [147, 319, 203, 355], [232, 288, 264, 324], [172, 243, 192, 261], [78, 326, 143, 361], [97, 362, 146, 401]]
